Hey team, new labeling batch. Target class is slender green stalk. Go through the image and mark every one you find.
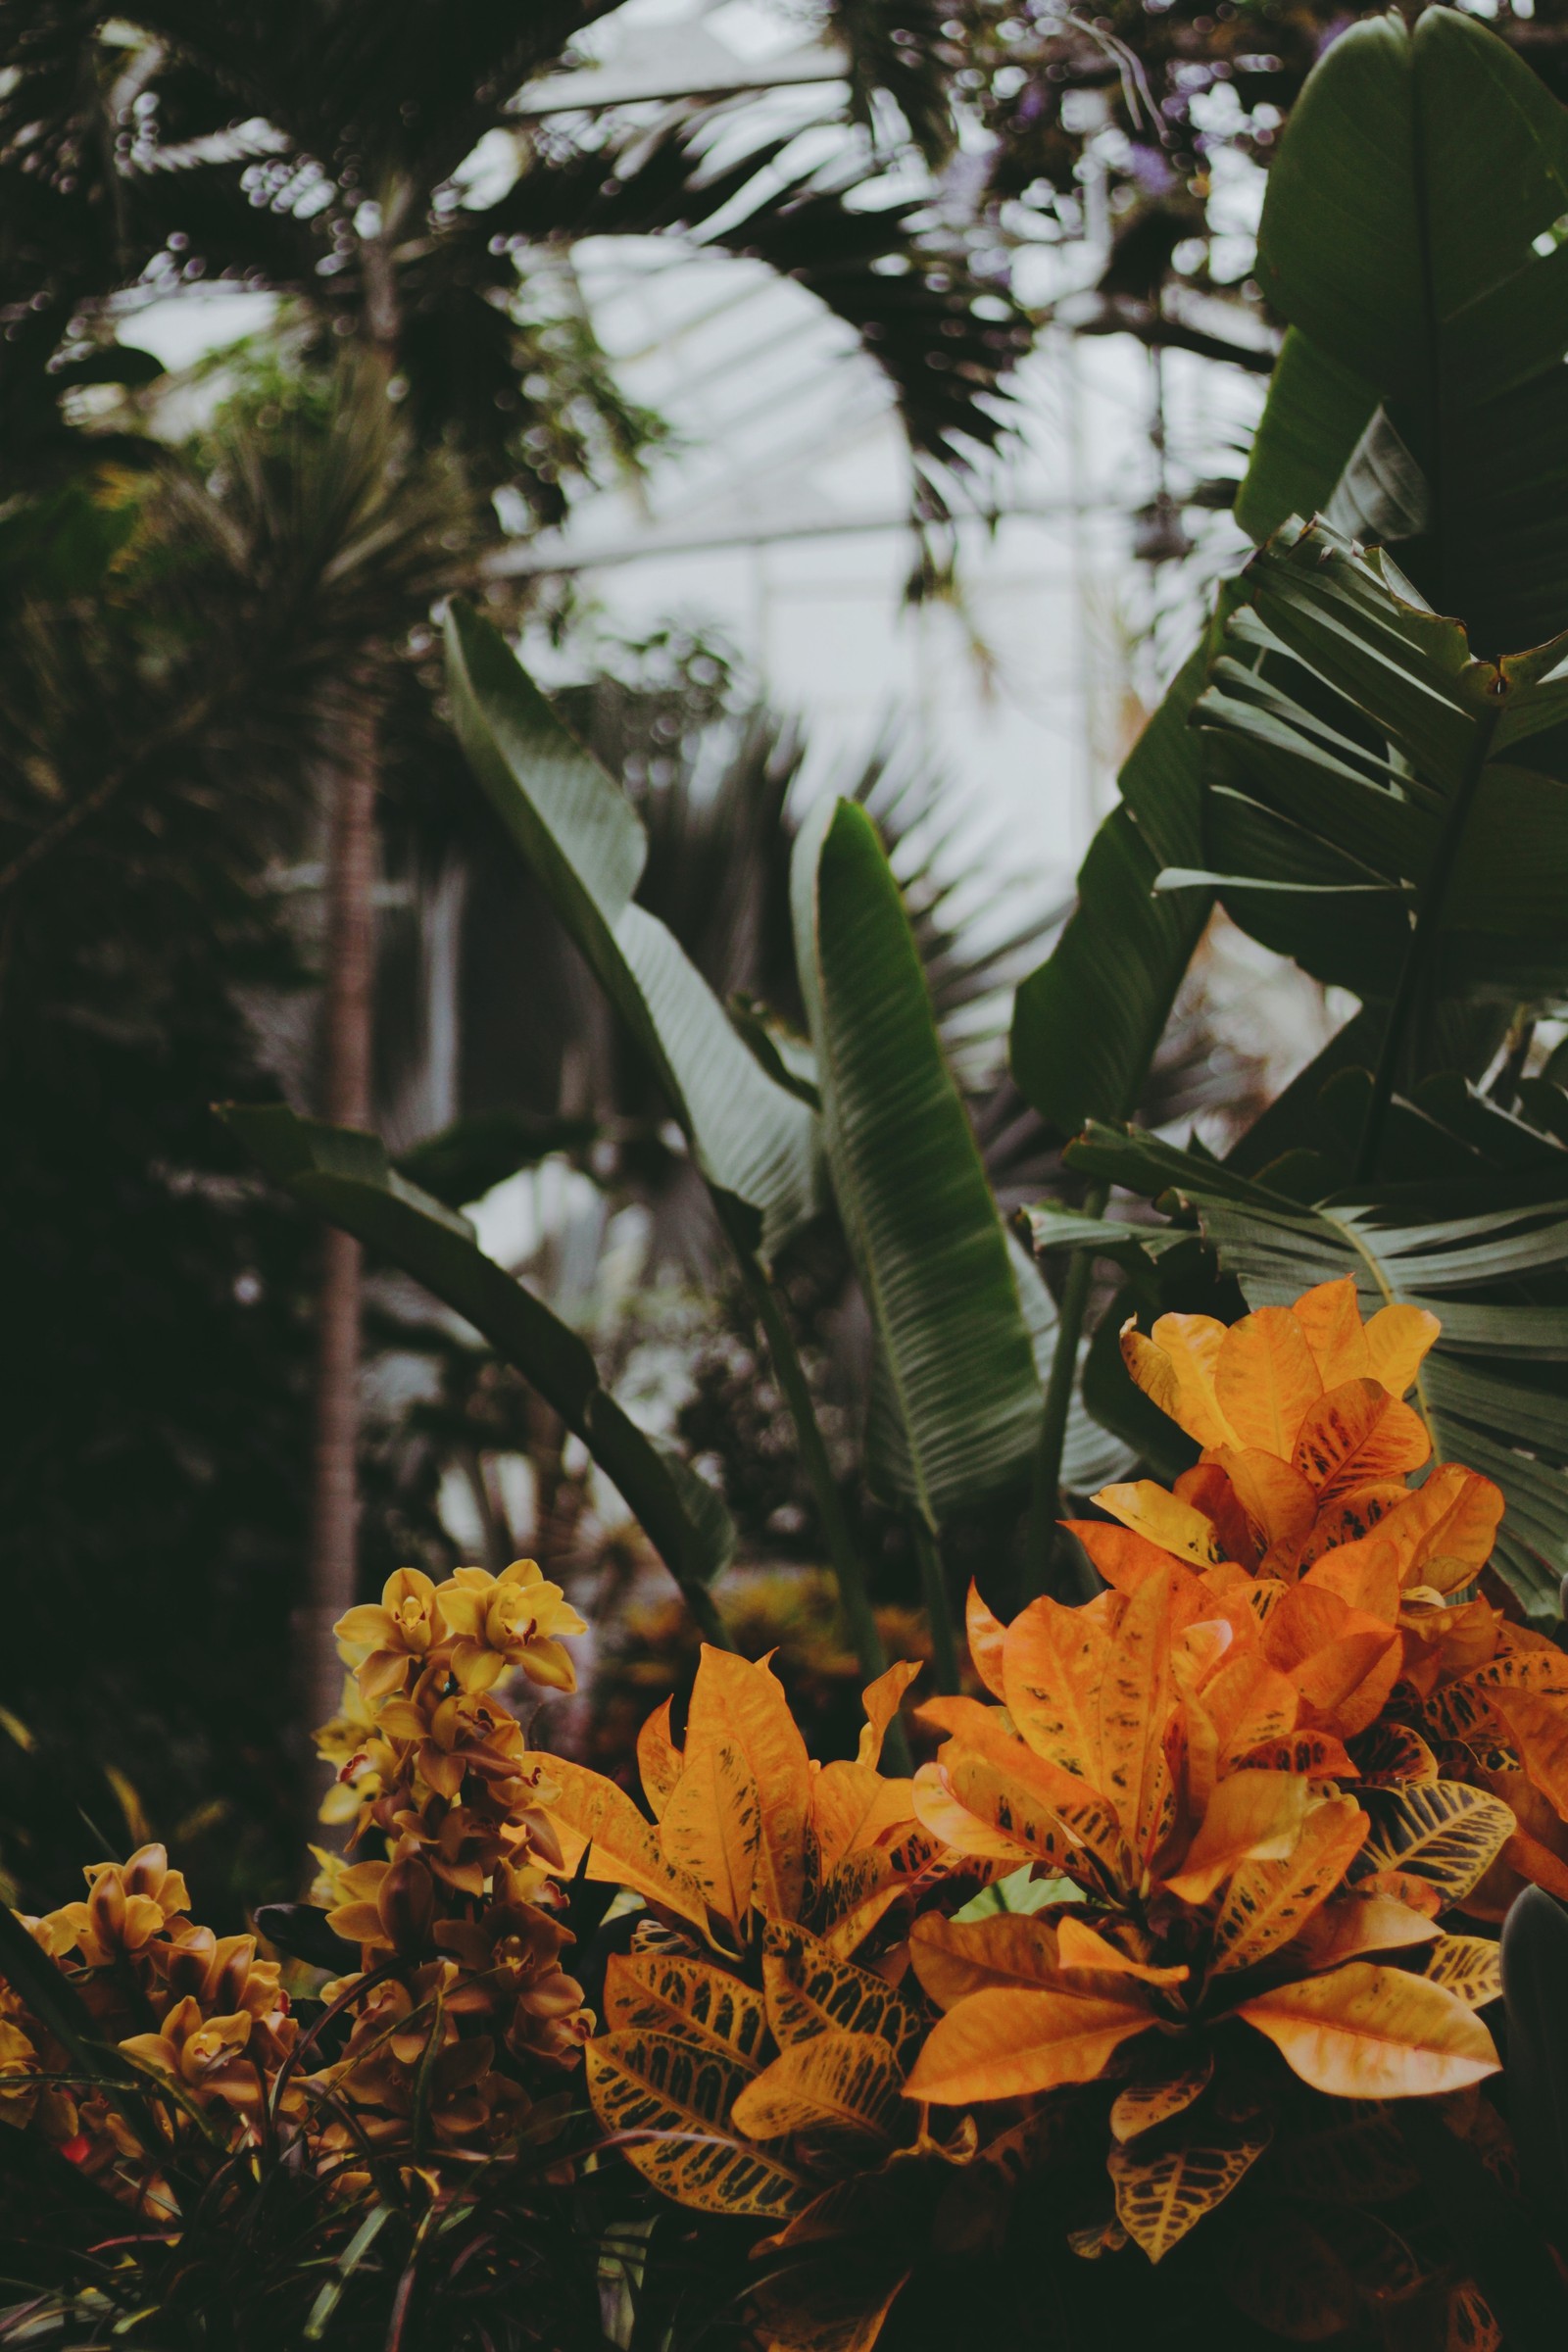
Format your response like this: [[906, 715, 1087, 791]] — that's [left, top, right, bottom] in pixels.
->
[[738, 1258, 910, 1767], [682, 1576, 732, 1652], [1022, 1182, 1108, 1605], [1489, 1011, 1536, 1111], [910, 1516, 960, 1693]]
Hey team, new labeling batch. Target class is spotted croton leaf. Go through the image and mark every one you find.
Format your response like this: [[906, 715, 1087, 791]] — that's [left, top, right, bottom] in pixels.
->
[[602, 1948, 770, 2063], [1358, 1782, 1516, 1906], [1108, 2114, 1273, 2262], [584, 2029, 809, 2220], [762, 1920, 923, 2069]]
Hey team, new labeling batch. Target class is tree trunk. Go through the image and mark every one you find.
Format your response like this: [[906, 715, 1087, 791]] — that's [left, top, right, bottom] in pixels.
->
[[303, 692, 379, 1759]]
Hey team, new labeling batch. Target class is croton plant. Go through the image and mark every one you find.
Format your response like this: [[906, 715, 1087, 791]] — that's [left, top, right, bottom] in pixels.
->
[[3, 1279, 1567, 2349]]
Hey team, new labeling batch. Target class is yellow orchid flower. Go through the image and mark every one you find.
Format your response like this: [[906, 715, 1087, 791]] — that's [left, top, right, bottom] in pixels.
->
[[436, 1559, 586, 1693], [335, 1567, 449, 1699], [121, 1994, 255, 2099]]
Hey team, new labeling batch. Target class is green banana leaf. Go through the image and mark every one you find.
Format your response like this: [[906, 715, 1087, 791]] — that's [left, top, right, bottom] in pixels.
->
[[1066, 1119, 1568, 1619], [220, 1106, 734, 1628], [1238, 6, 1568, 656], [1234, 325, 1379, 550], [444, 601, 818, 1261], [397, 1109, 600, 1208], [1009, 635, 1213, 1135], [792, 796, 1044, 1525], [1176, 522, 1568, 1032], [1014, 5, 1568, 1161]]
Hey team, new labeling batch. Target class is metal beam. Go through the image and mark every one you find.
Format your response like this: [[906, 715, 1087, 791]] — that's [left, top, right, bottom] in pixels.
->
[[485, 496, 1141, 575]]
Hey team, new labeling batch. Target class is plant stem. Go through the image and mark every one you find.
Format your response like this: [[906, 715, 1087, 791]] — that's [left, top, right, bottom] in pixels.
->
[[682, 1576, 732, 1652], [305, 689, 378, 1771], [739, 1258, 909, 1765], [1022, 1182, 1108, 1606], [910, 1517, 960, 1693], [1354, 704, 1501, 1185], [1489, 1010, 1536, 1109]]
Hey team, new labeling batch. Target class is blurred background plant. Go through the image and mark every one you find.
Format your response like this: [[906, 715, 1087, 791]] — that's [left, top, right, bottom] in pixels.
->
[[0, 0, 1412, 1925], [0, 0, 1031, 1916]]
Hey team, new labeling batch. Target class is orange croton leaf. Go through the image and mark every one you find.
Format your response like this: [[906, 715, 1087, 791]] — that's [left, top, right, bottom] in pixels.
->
[[1002, 1591, 1111, 1785], [812, 1816, 955, 1959], [1363, 1302, 1441, 1399], [760, 1919, 924, 2065], [913, 1693, 1002, 1744], [1208, 1446, 1318, 1554], [660, 1732, 763, 1932], [810, 1760, 919, 1877], [1263, 1585, 1403, 1737], [1065, 1523, 1238, 1649], [908, 1761, 1037, 1867], [1351, 1721, 1440, 1787], [1487, 1687, 1568, 1819], [1288, 1887, 1441, 1973], [1198, 1649, 1301, 1775], [1176, 1462, 1261, 1570], [539, 1754, 708, 1932], [1235, 1730, 1356, 1778], [1096, 1567, 1182, 1855], [905, 1980, 1156, 2105], [1109, 2047, 1214, 2143], [1120, 1311, 1239, 1450], [1215, 1306, 1323, 1460], [1298, 1481, 1412, 1565], [584, 2031, 810, 2221], [1095, 1482, 1224, 1571], [964, 1584, 1007, 1701], [1162, 1770, 1308, 1905], [1237, 1959, 1498, 2098], [1208, 1795, 1369, 1977], [1290, 1629, 1403, 1737], [636, 1698, 683, 1822], [684, 1647, 812, 1925], [908, 1909, 1067, 2011], [1292, 1380, 1430, 1506], [729, 2029, 907, 2146], [915, 1741, 1119, 1878], [602, 1948, 770, 2064], [1372, 1462, 1504, 1591], [1057, 1914, 1189, 1987], [1290, 1277, 1371, 1390], [1109, 2114, 1273, 2264], [933, 1690, 1129, 1868], [1472, 1645, 1568, 1702], [855, 1660, 923, 1771], [1300, 1532, 1403, 1625], [1358, 1868, 1445, 1920]]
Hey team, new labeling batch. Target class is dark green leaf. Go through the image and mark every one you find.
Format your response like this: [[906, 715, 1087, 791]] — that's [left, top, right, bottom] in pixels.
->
[[793, 797, 1042, 1522], [445, 602, 818, 1261], [396, 1109, 599, 1208], [1248, 7, 1568, 655], [220, 1105, 734, 1609], [1235, 324, 1379, 550], [1194, 523, 1568, 1031], [1010, 639, 1213, 1135]]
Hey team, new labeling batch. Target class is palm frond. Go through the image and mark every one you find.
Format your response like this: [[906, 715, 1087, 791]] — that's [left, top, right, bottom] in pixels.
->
[[486, 103, 1029, 482], [1174, 520, 1568, 1183], [824, 0, 959, 165]]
